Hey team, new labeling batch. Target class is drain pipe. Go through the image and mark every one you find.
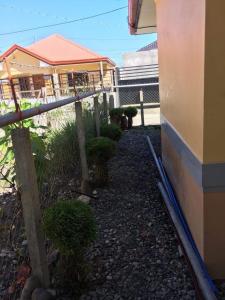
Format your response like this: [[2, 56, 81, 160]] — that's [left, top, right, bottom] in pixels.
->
[[146, 135, 217, 300], [158, 182, 217, 300]]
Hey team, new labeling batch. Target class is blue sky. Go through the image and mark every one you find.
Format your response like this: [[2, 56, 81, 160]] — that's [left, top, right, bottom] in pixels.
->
[[0, 0, 157, 66]]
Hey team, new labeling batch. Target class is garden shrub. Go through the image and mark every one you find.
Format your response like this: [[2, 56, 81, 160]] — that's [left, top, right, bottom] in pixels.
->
[[109, 108, 124, 126], [87, 137, 116, 186], [100, 123, 122, 141], [43, 200, 96, 256], [124, 106, 138, 129]]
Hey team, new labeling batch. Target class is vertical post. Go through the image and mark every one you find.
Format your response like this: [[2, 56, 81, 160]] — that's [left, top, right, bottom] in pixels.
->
[[140, 89, 145, 127], [52, 72, 61, 98], [114, 67, 120, 108], [75, 101, 91, 193], [109, 94, 115, 110], [94, 96, 100, 137], [11, 128, 49, 288], [100, 61, 104, 88], [103, 92, 108, 124], [4, 58, 19, 111]]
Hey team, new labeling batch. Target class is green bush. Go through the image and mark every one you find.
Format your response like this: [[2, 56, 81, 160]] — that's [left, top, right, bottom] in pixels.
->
[[100, 123, 122, 141], [43, 200, 96, 256], [87, 137, 116, 164], [124, 106, 138, 129], [87, 137, 116, 186], [124, 106, 138, 118], [109, 108, 124, 119], [109, 108, 124, 126]]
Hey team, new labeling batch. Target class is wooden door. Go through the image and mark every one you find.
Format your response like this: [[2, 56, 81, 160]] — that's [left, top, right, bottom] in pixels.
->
[[32, 75, 45, 90]]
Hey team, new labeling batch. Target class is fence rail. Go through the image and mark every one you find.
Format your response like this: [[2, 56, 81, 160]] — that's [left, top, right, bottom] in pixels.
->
[[0, 89, 107, 128], [0, 87, 112, 298]]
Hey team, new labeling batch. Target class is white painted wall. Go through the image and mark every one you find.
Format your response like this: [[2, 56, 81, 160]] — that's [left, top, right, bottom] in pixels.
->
[[122, 49, 158, 67]]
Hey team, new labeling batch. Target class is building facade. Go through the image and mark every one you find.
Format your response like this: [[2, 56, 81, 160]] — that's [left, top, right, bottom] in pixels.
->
[[129, 0, 225, 278], [0, 34, 115, 100]]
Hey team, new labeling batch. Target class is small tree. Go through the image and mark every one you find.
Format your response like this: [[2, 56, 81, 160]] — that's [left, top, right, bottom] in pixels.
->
[[87, 137, 116, 186], [100, 123, 122, 141], [109, 108, 124, 126], [124, 107, 138, 129]]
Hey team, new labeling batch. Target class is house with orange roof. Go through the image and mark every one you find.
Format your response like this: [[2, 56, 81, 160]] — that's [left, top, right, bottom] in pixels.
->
[[0, 34, 115, 99]]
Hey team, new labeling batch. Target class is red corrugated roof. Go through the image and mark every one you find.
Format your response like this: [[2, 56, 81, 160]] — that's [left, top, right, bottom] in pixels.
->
[[0, 34, 115, 66]]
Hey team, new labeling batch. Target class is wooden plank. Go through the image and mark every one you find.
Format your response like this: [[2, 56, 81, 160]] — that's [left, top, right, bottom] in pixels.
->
[[11, 128, 49, 288], [75, 101, 91, 193]]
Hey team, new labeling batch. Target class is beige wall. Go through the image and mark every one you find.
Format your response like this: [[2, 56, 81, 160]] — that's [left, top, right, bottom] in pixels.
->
[[0, 50, 52, 78], [161, 130, 204, 256], [204, 0, 225, 163], [204, 191, 225, 278], [156, 0, 225, 278], [157, 0, 205, 162]]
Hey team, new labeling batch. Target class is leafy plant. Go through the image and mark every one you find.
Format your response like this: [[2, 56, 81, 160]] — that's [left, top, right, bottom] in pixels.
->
[[100, 123, 122, 141], [47, 109, 95, 176], [47, 121, 78, 175], [43, 200, 96, 256], [43, 199, 96, 294], [0, 100, 47, 189], [124, 106, 138, 129], [87, 137, 115, 186], [109, 108, 124, 126]]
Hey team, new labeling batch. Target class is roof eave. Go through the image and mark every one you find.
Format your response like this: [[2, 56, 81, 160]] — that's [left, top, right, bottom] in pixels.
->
[[128, 0, 157, 35], [0, 46, 116, 67]]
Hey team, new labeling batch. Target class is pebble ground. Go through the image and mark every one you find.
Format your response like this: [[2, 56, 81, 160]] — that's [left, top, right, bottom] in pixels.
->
[[80, 128, 196, 300]]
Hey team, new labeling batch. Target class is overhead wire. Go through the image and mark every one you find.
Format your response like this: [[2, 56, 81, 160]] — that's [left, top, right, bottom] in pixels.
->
[[0, 6, 128, 36]]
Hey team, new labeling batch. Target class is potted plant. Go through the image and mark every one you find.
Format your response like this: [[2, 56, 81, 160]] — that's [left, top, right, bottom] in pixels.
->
[[87, 137, 116, 186], [124, 106, 138, 129], [109, 108, 124, 126], [100, 123, 122, 141]]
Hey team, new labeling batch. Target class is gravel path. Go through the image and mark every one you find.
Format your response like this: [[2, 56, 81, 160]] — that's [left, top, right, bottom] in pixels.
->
[[81, 128, 196, 300]]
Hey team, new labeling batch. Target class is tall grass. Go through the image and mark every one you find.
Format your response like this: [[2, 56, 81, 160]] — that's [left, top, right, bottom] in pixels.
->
[[47, 109, 95, 176]]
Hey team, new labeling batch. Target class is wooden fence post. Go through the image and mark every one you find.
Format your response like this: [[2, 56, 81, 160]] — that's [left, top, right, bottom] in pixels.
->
[[109, 94, 115, 110], [94, 96, 100, 137], [139, 89, 145, 127], [75, 101, 91, 193], [11, 128, 49, 288], [103, 92, 108, 124]]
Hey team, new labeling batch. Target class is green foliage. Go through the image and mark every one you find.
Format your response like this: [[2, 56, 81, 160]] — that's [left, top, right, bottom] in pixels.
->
[[47, 121, 78, 174], [109, 108, 124, 119], [124, 106, 138, 118], [87, 137, 116, 164], [0, 100, 47, 188], [43, 200, 96, 256], [100, 123, 122, 141], [47, 109, 95, 174]]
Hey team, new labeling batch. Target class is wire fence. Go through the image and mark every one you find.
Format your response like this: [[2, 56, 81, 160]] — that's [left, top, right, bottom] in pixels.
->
[[114, 65, 159, 106], [0, 88, 111, 299], [0, 69, 113, 105]]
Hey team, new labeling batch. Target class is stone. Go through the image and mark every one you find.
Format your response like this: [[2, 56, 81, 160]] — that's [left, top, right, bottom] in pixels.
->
[[77, 195, 90, 204], [20, 276, 41, 300], [32, 288, 54, 300]]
